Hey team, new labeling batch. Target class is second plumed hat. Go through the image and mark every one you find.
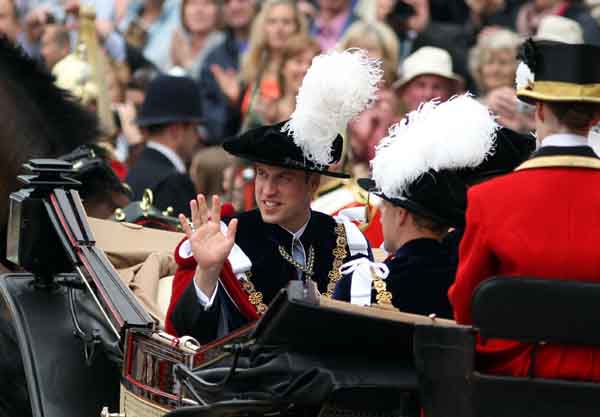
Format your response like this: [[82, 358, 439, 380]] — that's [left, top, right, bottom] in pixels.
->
[[362, 94, 499, 227]]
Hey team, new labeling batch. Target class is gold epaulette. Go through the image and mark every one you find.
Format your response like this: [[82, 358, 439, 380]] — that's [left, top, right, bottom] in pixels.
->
[[515, 155, 600, 171], [347, 180, 369, 204], [315, 178, 346, 198]]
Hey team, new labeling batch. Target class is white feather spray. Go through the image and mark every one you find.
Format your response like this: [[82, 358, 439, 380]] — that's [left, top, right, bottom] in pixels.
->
[[282, 49, 383, 166], [371, 94, 499, 199], [515, 61, 535, 90]]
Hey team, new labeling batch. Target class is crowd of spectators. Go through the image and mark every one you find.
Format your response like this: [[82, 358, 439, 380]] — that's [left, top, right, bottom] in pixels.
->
[[1, 0, 600, 216]]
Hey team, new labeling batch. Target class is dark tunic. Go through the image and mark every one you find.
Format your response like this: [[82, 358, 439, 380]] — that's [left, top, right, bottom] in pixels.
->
[[334, 238, 457, 319], [170, 209, 368, 343], [125, 147, 196, 217]]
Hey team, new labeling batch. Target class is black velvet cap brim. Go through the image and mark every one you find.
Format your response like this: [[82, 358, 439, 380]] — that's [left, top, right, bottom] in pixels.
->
[[358, 175, 466, 229], [458, 128, 536, 185], [223, 122, 350, 179]]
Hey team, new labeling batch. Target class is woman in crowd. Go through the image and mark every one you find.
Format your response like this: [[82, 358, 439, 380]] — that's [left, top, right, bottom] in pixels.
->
[[339, 20, 401, 170], [170, 0, 224, 78], [211, 0, 307, 131], [469, 28, 534, 133], [238, 0, 308, 128], [258, 34, 320, 124], [119, 0, 181, 71]]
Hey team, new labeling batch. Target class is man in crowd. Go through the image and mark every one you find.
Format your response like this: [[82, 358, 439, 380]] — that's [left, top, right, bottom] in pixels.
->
[[450, 40, 600, 381], [394, 46, 462, 114], [126, 75, 202, 217]]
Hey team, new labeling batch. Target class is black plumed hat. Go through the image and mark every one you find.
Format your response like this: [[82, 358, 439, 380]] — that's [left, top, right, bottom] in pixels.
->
[[223, 121, 349, 178], [458, 127, 536, 185], [359, 170, 467, 228], [222, 49, 384, 179], [136, 75, 202, 127]]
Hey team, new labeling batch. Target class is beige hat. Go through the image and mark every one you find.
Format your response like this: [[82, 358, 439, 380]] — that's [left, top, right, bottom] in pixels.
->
[[534, 15, 583, 44], [393, 46, 463, 90]]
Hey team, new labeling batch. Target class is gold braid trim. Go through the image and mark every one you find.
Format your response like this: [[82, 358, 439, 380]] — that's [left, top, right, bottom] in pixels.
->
[[239, 272, 268, 316], [324, 223, 348, 298], [373, 276, 393, 307], [515, 155, 600, 171]]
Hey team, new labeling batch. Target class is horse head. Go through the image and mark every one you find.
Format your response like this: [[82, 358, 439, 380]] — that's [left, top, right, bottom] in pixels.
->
[[0, 36, 100, 262]]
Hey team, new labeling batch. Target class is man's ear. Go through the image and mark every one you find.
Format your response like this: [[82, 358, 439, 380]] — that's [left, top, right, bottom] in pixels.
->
[[535, 101, 545, 123], [396, 207, 409, 227], [168, 123, 185, 142], [309, 173, 321, 192], [590, 111, 600, 128]]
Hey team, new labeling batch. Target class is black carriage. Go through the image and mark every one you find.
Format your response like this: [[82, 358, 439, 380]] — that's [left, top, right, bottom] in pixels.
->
[[1, 159, 599, 417]]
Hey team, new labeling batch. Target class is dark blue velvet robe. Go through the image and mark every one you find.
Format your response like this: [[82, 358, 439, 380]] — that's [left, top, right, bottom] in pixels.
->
[[333, 237, 458, 319], [170, 209, 369, 343]]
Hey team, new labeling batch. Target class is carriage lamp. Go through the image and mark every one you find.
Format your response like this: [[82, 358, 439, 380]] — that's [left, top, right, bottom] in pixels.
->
[[7, 159, 80, 282]]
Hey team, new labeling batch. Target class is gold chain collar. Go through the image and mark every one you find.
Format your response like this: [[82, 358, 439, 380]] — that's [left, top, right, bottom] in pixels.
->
[[278, 244, 316, 277], [324, 223, 348, 298], [239, 271, 268, 316], [373, 276, 393, 306], [239, 222, 350, 316]]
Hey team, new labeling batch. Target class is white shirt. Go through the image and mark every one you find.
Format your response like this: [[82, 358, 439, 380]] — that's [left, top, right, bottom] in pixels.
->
[[146, 140, 186, 174], [540, 133, 589, 148], [281, 213, 311, 264]]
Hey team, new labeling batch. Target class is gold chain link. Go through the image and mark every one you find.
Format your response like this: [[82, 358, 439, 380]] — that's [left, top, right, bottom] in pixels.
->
[[323, 224, 348, 298]]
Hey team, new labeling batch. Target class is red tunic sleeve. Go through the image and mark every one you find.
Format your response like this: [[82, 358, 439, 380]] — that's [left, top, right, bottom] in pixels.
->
[[165, 237, 197, 335], [165, 237, 260, 336]]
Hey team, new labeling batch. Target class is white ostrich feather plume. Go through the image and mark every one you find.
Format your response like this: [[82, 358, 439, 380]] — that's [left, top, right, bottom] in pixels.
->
[[515, 61, 535, 90], [282, 49, 383, 166], [371, 94, 499, 199]]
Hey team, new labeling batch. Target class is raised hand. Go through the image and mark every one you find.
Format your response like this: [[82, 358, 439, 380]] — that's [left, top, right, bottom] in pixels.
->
[[179, 195, 238, 296], [210, 65, 240, 106]]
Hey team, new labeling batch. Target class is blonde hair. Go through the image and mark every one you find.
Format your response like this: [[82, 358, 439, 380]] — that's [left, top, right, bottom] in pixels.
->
[[338, 20, 400, 86], [240, 0, 308, 85], [469, 29, 521, 93]]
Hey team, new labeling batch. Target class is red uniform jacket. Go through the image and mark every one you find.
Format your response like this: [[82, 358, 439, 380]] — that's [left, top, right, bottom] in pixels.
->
[[449, 145, 600, 381]]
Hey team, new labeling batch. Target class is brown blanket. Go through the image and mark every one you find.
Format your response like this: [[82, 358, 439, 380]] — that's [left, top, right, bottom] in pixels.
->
[[88, 218, 184, 325]]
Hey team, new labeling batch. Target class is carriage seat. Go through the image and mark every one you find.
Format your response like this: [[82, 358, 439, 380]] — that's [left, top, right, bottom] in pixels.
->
[[414, 276, 600, 417]]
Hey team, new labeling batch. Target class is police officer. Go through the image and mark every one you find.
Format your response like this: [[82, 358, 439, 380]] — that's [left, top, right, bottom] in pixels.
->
[[126, 75, 203, 217]]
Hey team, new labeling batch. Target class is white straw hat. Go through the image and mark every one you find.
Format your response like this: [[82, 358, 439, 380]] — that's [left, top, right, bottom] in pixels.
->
[[393, 46, 463, 90], [534, 15, 583, 44]]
